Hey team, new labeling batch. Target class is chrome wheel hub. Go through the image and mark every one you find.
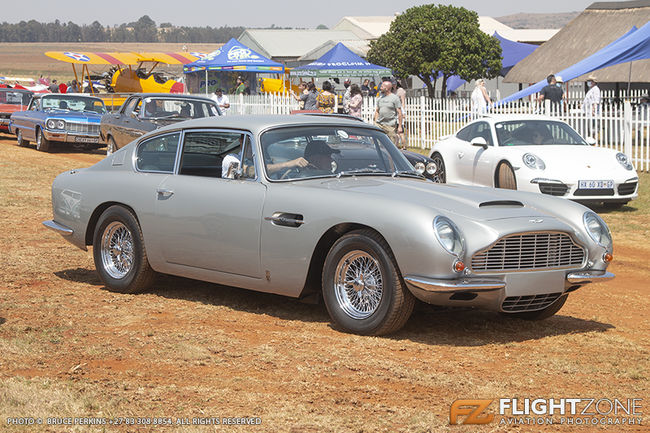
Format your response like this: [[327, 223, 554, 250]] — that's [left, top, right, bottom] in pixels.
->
[[100, 221, 134, 279], [334, 250, 383, 319]]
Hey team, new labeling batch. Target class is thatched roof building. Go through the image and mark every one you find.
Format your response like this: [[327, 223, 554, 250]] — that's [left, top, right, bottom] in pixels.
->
[[504, 0, 650, 83]]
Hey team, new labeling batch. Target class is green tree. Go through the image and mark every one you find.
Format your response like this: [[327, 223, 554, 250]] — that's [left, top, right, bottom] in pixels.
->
[[367, 4, 502, 98]]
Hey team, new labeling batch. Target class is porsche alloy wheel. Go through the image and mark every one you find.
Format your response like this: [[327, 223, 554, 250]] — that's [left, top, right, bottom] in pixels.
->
[[36, 128, 51, 152], [322, 229, 415, 335], [93, 205, 156, 293]]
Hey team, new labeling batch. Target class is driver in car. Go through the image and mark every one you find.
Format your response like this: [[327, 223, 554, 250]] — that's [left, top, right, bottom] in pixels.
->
[[303, 140, 340, 170]]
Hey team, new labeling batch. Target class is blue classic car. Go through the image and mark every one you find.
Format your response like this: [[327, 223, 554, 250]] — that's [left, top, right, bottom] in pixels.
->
[[9, 94, 106, 151]]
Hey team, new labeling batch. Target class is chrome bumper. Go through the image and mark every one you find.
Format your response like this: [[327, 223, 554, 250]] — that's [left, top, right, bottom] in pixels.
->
[[404, 276, 505, 293], [42, 130, 101, 144], [566, 271, 615, 284], [42, 220, 73, 236]]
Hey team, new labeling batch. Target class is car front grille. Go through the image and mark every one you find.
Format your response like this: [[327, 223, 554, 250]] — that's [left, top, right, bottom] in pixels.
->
[[66, 122, 100, 135], [502, 292, 563, 312], [538, 182, 569, 196], [471, 232, 585, 273], [618, 182, 637, 196], [574, 188, 614, 196]]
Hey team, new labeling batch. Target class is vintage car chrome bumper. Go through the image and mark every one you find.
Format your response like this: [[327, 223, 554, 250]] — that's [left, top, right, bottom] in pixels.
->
[[0, 118, 10, 126], [43, 129, 102, 144], [566, 271, 615, 284], [42, 220, 74, 236], [404, 276, 505, 293]]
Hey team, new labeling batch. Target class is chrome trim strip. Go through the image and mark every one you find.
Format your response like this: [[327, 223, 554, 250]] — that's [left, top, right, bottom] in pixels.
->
[[404, 276, 505, 293], [42, 220, 73, 236], [566, 271, 615, 284], [264, 216, 305, 226], [530, 178, 565, 184]]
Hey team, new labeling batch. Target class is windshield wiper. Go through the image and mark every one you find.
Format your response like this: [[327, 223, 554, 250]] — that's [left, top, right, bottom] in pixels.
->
[[392, 170, 424, 179], [336, 168, 389, 178]]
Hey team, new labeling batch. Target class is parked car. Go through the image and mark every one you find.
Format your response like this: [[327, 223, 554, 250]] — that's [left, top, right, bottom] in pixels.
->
[[0, 88, 32, 133], [100, 93, 221, 154], [44, 115, 614, 335], [429, 114, 638, 208], [9, 94, 106, 151]]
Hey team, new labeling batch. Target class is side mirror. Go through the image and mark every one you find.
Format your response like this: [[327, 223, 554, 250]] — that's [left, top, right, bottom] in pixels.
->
[[224, 161, 240, 179], [585, 137, 597, 146], [470, 136, 488, 149]]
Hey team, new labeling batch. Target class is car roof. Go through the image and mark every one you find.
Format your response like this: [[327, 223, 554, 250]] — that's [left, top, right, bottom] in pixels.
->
[[153, 114, 382, 136], [477, 113, 561, 123], [34, 93, 102, 101], [131, 93, 214, 101]]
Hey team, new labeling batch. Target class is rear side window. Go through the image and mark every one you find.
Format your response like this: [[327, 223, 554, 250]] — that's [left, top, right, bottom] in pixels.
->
[[136, 133, 180, 173], [179, 131, 245, 178]]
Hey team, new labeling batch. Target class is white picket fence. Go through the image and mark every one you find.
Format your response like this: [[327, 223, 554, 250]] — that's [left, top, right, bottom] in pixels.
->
[[209, 93, 650, 172]]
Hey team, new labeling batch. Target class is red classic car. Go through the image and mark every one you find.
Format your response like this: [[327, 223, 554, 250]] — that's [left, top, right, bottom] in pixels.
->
[[0, 88, 33, 133]]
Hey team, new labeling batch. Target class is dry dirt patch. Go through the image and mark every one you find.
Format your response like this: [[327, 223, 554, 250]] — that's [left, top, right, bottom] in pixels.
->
[[0, 135, 647, 432]]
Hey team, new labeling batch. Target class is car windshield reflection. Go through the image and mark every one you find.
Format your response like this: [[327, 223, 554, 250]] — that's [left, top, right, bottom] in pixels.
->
[[495, 120, 588, 146], [260, 126, 416, 181], [41, 95, 107, 114]]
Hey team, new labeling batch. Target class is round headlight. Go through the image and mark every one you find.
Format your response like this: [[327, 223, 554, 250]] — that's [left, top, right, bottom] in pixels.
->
[[426, 162, 437, 175], [583, 211, 612, 249], [57, 120, 65, 129], [523, 153, 546, 170], [433, 216, 465, 257], [616, 152, 634, 170], [414, 161, 425, 174], [46, 119, 56, 129]]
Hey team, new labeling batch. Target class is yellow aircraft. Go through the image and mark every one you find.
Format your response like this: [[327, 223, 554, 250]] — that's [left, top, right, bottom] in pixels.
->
[[45, 51, 206, 94], [259, 69, 302, 94]]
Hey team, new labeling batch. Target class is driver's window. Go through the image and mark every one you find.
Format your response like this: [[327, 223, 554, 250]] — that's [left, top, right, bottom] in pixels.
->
[[470, 122, 493, 146], [31, 100, 40, 111], [123, 98, 139, 117]]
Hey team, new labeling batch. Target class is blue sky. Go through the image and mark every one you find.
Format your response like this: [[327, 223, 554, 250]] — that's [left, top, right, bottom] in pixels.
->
[[5, 0, 596, 28]]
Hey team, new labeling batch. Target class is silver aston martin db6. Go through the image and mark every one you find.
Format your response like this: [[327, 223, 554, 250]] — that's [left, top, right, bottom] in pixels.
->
[[43, 115, 615, 335]]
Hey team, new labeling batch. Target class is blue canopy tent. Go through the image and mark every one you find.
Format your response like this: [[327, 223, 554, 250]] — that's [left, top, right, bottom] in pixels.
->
[[183, 38, 285, 94], [442, 32, 539, 93], [499, 24, 649, 104], [290, 42, 391, 78]]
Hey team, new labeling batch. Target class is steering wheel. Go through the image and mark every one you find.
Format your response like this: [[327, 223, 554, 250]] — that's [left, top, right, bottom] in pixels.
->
[[280, 167, 301, 180]]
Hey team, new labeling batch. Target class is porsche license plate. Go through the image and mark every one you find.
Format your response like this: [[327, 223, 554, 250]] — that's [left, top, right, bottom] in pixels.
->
[[579, 180, 614, 189], [75, 137, 99, 143]]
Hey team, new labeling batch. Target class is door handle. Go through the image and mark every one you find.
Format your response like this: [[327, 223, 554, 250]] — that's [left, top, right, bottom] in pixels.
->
[[457, 152, 464, 159], [156, 188, 174, 198], [265, 212, 304, 228]]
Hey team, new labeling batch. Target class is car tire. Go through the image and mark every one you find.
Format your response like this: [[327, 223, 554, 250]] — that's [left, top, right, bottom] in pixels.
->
[[16, 129, 29, 147], [106, 136, 117, 155], [502, 294, 568, 320], [93, 205, 156, 293], [35, 127, 51, 152], [322, 229, 415, 335], [431, 152, 446, 183], [496, 161, 517, 189]]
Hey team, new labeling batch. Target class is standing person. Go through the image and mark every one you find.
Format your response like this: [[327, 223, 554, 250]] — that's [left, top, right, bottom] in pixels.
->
[[302, 82, 318, 110], [317, 80, 336, 114], [368, 81, 377, 97], [67, 80, 81, 93], [48, 79, 59, 93], [348, 84, 363, 118], [582, 75, 601, 138], [211, 88, 230, 115], [374, 80, 404, 147], [361, 79, 370, 94], [234, 77, 246, 95], [471, 79, 491, 114], [342, 79, 352, 113], [289, 83, 308, 110], [395, 80, 407, 147], [538, 74, 564, 111]]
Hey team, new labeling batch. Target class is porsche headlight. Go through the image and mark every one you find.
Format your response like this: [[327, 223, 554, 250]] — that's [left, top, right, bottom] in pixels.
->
[[616, 152, 634, 170], [434, 216, 465, 257], [583, 211, 612, 249], [426, 162, 437, 175], [414, 161, 425, 174], [523, 153, 546, 170]]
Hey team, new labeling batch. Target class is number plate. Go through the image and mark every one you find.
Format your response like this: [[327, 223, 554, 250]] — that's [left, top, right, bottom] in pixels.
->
[[75, 136, 99, 143], [579, 180, 614, 189]]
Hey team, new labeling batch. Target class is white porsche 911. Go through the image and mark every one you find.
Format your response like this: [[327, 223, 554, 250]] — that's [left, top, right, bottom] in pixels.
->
[[428, 115, 638, 208]]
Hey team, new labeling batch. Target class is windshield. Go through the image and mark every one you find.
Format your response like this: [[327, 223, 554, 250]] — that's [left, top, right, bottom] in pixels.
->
[[0, 89, 31, 106], [495, 120, 587, 146], [41, 95, 106, 114], [260, 125, 416, 181], [141, 98, 218, 119]]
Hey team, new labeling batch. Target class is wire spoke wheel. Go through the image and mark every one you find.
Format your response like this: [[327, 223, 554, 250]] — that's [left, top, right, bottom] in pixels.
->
[[431, 153, 446, 183], [334, 250, 384, 319], [100, 221, 134, 279]]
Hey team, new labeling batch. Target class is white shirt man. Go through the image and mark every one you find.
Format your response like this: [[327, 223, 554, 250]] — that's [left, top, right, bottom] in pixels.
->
[[582, 76, 601, 117], [211, 89, 230, 115]]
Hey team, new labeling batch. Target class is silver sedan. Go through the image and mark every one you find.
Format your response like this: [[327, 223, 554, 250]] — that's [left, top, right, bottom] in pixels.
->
[[43, 115, 615, 335]]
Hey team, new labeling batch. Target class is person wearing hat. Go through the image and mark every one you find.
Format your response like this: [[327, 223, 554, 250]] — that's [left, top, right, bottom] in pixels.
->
[[304, 140, 340, 171], [538, 74, 564, 110], [582, 75, 601, 116]]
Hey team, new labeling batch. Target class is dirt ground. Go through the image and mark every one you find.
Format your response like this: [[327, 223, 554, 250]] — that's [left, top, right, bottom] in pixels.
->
[[0, 135, 647, 432]]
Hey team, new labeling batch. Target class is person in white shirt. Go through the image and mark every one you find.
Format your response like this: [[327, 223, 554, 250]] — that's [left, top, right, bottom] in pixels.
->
[[471, 79, 491, 114], [211, 88, 230, 115], [582, 75, 601, 138]]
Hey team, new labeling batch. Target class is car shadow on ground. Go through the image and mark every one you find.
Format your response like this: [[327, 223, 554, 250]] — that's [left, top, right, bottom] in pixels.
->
[[56, 268, 615, 345], [0, 317, 6, 326], [586, 203, 637, 213]]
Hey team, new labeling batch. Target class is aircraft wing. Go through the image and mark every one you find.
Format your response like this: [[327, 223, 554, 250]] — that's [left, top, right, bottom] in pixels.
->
[[45, 51, 207, 65]]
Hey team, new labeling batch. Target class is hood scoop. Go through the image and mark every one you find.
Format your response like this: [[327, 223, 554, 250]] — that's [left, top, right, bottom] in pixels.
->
[[479, 200, 524, 208]]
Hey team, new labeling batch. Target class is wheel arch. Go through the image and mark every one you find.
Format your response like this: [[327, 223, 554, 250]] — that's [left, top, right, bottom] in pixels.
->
[[494, 159, 515, 188], [85, 201, 139, 246], [299, 223, 394, 301]]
